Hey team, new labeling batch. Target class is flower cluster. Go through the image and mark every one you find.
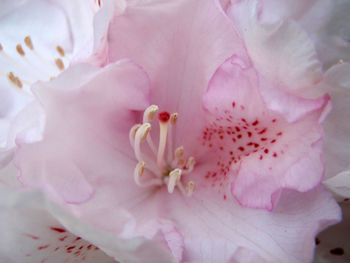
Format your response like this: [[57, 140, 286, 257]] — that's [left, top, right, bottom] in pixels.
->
[[0, 0, 350, 262]]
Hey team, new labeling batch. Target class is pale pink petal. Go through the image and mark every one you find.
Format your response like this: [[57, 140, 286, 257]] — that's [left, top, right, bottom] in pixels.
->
[[15, 60, 150, 204], [108, 0, 248, 148], [0, 185, 117, 263], [202, 56, 328, 209], [166, 185, 340, 263], [228, 0, 322, 94]]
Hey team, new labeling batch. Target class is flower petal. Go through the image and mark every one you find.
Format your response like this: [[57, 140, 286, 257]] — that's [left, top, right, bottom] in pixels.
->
[[107, 0, 247, 148], [166, 185, 340, 263], [0, 185, 117, 263], [228, 0, 322, 93], [15, 59, 150, 204], [202, 56, 328, 209]]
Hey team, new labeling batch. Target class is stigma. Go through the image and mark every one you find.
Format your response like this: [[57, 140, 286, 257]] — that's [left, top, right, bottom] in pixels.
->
[[129, 105, 196, 196]]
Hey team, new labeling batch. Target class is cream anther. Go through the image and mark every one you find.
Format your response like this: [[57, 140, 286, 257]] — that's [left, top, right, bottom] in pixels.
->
[[24, 36, 34, 50], [143, 105, 159, 123], [7, 72, 23, 88], [55, 58, 64, 71], [56, 45, 65, 57], [167, 168, 182, 193], [138, 123, 151, 142], [134, 161, 145, 185], [134, 161, 163, 187], [338, 59, 344, 64], [175, 146, 184, 158], [0, 43, 3, 52], [170, 113, 178, 125], [186, 181, 196, 196], [185, 157, 196, 171], [129, 124, 141, 147], [16, 44, 25, 56]]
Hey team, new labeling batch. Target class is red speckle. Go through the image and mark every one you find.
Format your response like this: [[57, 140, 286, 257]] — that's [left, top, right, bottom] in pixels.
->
[[38, 245, 49, 250], [247, 131, 252, 137], [158, 111, 170, 122], [261, 138, 267, 141], [50, 227, 66, 233], [272, 119, 276, 123], [241, 118, 247, 123], [258, 128, 267, 134], [259, 155, 263, 160], [277, 132, 283, 136], [224, 194, 227, 200], [75, 237, 82, 242], [254, 143, 259, 148], [273, 153, 278, 157], [87, 245, 93, 250], [232, 101, 236, 108], [235, 126, 240, 132], [271, 139, 276, 143], [59, 236, 68, 242], [238, 146, 245, 151], [23, 233, 40, 240], [252, 120, 259, 126], [229, 151, 233, 155], [264, 149, 269, 154], [220, 135, 224, 140], [237, 134, 242, 139], [344, 198, 349, 202]]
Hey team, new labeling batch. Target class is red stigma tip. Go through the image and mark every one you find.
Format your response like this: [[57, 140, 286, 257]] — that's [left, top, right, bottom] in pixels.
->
[[158, 111, 170, 123]]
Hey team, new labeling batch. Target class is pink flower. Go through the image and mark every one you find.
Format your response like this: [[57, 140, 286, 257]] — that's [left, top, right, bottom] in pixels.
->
[[11, 0, 343, 262]]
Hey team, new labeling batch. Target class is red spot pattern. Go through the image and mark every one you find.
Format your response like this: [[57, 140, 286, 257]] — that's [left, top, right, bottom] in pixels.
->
[[23, 226, 101, 262], [200, 101, 285, 200]]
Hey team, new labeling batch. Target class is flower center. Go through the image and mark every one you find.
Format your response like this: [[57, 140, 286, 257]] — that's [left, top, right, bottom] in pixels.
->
[[0, 35, 67, 95], [129, 105, 196, 196]]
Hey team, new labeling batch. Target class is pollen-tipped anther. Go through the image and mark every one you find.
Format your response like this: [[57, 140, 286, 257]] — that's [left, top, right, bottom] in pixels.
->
[[55, 58, 64, 71], [129, 124, 141, 146], [175, 146, 184, 159], [7, 72, 23, 88], [24, 36, 34, 50], [139, 123, 151, 142], [186, 181, 196, 196], [0, 43, 3, 52], [56, 45, 65, 57], [170, 113, 178, 125], [16, 44, 25, 56], [134, 161, 145, 186], [143, 105, 159, 123], [168, 168, 182, 193], [186, 157, 196, 171]]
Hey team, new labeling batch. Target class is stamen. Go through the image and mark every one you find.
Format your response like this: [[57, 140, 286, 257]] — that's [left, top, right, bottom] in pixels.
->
[[24, 36, 34, 50], [56, 45, 65, 57], [16, 44, 25, 56], [55, 58, 64, 71], [134, 123, 151, 161], [129, 124, 141, 147], [7, 72, 23, 88], [134, 161, 162, 187], [143, 105, 159, 123], [175, 146, 184, 159], [170, 113, 178, 125], [167, 168, 182, 193], [338, 59, 344, 64], [185, 157, 196, 171], [186, 181, 196, 196], [157, 112, 170, 172]]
